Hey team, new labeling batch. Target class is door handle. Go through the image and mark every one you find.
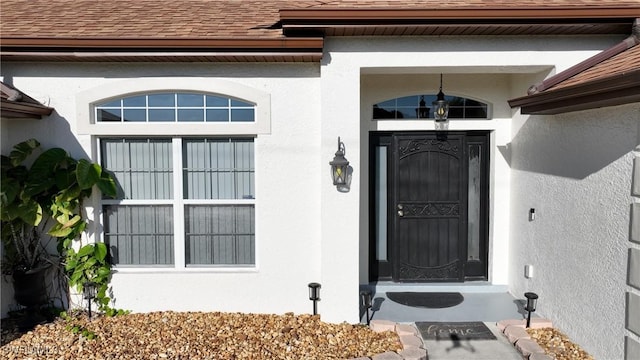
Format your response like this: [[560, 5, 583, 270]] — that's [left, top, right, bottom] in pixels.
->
[[397, 210, 404, 217]]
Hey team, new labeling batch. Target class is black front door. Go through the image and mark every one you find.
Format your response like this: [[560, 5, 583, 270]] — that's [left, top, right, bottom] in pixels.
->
[[370, 132, 489, 282]]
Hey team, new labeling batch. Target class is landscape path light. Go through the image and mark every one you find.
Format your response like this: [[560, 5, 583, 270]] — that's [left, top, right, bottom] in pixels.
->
[[360, 290, 372, 326], [308, 282, 321, 315], [83, 281, 97, 321], [524, 292, 539, 328]]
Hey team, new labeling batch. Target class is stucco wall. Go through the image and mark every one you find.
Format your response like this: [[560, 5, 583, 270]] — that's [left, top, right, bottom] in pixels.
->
[[1, 33, 629, 326], [509, 104, 640, 359], [0, 62, 324, 318], [321, 34, 620, 292]]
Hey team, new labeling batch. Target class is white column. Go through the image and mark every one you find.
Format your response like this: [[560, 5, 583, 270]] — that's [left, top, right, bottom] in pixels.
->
[[318, 49, 361, 323]]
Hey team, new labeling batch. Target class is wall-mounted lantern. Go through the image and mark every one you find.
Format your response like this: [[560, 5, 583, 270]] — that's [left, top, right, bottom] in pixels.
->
[[308, 282, 321, 315], [432, 74, 450, 131], [83, 281, 97, 321], [329, 137, 349, 187], [524, 292, 539, 328]]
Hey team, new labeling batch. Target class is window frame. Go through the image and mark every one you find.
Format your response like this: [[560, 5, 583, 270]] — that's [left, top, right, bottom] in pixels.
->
[[77, 78, 267, 272], [77, 78, 271, 136], [372, 94, 491, 121], [95, 92, 256, 123], [100, 137, 256, 270]]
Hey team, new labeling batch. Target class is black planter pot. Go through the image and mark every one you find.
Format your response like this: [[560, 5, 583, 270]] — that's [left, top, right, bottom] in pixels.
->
[[12, 265, 50, 330], [12, 266, 49, 307]]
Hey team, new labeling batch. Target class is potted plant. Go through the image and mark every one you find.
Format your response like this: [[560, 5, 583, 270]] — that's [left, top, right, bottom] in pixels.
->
[[1, 139, 116, 324]]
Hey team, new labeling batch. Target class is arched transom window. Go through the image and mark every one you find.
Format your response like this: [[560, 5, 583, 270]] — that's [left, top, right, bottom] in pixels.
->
[[96, 92, 255, 123], [373, 94, 489, 120]]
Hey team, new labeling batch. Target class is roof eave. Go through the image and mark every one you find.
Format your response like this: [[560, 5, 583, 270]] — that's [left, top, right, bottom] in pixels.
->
[[0, 99, 54, 119], [280, 7, 640, 21], [280, 7, 639, 37], [508, 69, 640, 115], [0, 37, 325, 63]]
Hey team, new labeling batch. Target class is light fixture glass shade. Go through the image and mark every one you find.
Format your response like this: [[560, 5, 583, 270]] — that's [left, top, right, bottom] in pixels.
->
[[524, 292, 538, 311], [308, 282, 321, 300], [432, 74, 450, 130], [83, 282, 97, 300], [433, 96, 449, 122], [360, 291, 372, 308], [329, 137, 349, 186]]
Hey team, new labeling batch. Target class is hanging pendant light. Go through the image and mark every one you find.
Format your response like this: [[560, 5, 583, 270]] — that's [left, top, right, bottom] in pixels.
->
[[432, 74, 450, 131]]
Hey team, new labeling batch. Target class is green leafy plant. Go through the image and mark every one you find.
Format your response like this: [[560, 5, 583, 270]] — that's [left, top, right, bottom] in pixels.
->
[[1, 139, 122, 314], [60, 310, 98, 340], [65, 243, 111, 312]]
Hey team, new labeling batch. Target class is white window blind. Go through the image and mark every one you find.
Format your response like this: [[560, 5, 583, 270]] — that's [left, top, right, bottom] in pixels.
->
[[102, 138, 255, 267]]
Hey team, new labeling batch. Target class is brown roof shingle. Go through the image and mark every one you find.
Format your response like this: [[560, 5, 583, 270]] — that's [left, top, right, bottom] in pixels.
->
[[1, 0, 639, 39], [550, 43, 640, 91], [508, 24, 640, 116], [0, 0, 313, 39]]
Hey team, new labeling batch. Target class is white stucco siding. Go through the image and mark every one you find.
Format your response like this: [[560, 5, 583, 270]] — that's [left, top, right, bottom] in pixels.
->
[[334, 35, 620, 292], [0, 62, 324, 317], [1, 33, 630, 325], [319, 53, 363, 323], [509, 104, 640, 359]]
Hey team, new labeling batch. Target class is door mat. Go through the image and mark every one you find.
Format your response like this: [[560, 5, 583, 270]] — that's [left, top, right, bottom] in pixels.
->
[[416, 321, 497, 340], [386, 292, 464, 309]]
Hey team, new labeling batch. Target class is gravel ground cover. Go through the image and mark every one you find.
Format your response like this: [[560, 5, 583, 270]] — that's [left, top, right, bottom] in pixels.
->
[[527, 327, 593, 360], [1, 311, 402, 359]]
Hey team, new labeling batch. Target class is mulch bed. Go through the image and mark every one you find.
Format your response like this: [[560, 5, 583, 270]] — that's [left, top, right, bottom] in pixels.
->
[[1, 311, 402, 359]]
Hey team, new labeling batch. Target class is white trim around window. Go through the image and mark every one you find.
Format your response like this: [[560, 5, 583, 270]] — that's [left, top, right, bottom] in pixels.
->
[[76, 78, 267, 273], [76, 78, 271, 135], [99, 137, 257, 271]]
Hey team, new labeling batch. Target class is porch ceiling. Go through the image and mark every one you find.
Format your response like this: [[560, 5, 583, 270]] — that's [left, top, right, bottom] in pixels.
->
[[360, 66, 553, 75]]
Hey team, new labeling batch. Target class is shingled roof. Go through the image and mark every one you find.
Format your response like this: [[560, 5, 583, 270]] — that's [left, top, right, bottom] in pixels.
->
[[508, 19, 640, 114], [1, 0, 637, 39], [1, 0, 639, 114], [1, 0, 638, 62]]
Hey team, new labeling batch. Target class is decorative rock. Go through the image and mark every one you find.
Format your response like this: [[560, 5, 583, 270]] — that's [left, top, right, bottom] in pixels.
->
[[515, 338, 546, 357], [371, 320, 397, 333], [0, 311, 402, 360], [398, 346, 429, 360], [527, 327, 594, 359], [497, 319, 525, 332], [350, 357, 371, 360], [504, 325, 531, 344], [529, 353, 554, 360], [399, 334, 424, 348], [527, 318, 553, 329], [395, 323, 418, 336], [372, 351, 404, 360]]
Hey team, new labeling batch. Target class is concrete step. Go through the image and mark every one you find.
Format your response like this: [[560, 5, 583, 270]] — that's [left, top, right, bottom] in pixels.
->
[[365, 282, 508, 294]]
